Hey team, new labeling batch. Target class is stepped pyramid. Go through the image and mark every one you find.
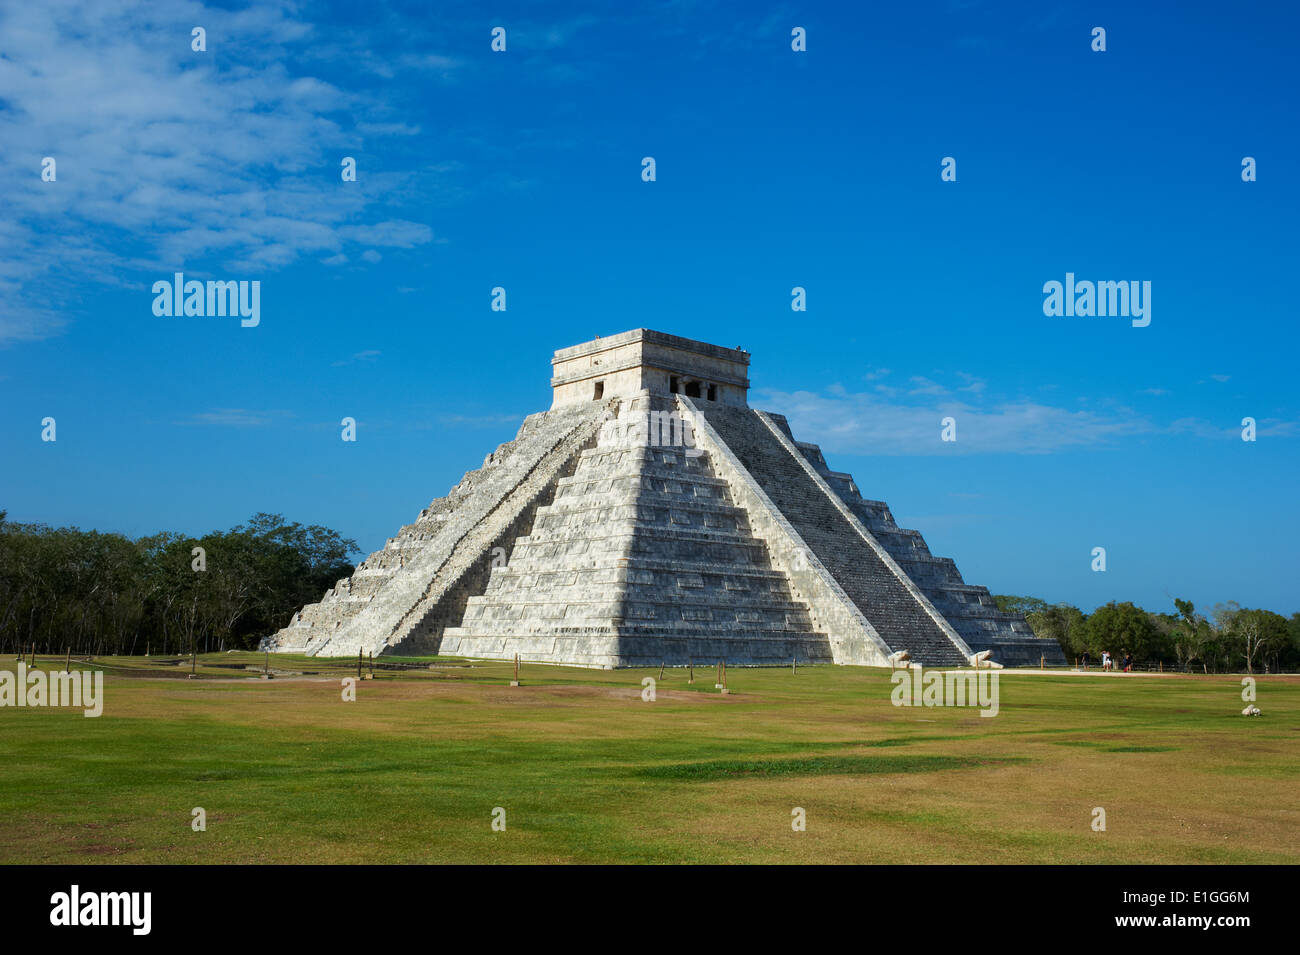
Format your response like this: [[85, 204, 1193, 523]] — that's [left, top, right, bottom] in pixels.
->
[[264, 330, 1064, 668]]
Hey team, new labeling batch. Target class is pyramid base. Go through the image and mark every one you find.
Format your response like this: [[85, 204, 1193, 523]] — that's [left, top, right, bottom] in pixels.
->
[[964, 634, 1068, 667], [440, 628, 835, 669]]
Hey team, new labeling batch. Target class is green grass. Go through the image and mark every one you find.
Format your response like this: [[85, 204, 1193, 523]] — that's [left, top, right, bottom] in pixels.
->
[[0, 653, 1296, 864], [637, 753, 1028, 780]]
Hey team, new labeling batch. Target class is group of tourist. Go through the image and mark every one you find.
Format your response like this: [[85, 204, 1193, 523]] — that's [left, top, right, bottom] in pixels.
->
[[1081, 650, 1133, 672], [1102, 650, 1133, 672]]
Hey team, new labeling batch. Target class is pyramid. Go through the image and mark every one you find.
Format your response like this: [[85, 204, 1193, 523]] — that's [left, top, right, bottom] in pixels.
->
[[264, 330, 1065, 668]]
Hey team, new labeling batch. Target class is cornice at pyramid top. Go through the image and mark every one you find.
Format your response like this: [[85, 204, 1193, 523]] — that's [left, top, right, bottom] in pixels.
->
[[550, 328, 751, 409]]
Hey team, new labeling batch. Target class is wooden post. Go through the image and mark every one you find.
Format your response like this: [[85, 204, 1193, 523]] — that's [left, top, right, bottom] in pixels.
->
[[688, 659, 693, 684], [721, 660, 728, 695], [65, 647, 71, 673], [357, 649, 363, 680], [658, 661, 665, 681], [511, 653, 520, 687], [190, 644, 196, 678], [1040, 654, 1044, 670], [264, 650, 269, 675], [1159, 660, 1163, 673]]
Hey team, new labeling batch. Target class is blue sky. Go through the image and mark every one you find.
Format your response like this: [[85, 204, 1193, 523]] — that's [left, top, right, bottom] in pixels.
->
[[1, 0, 1296, 617]]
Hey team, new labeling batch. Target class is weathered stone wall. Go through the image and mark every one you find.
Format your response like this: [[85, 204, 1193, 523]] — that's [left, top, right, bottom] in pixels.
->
[[262, 401, 611, 657], [385, 457, 579, 656]]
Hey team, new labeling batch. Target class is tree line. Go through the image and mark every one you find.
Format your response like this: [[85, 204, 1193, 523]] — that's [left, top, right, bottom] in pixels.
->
[[995, 594, 1300, 673], [0, 511, 359, 657], [3, 507, 1294, 671]]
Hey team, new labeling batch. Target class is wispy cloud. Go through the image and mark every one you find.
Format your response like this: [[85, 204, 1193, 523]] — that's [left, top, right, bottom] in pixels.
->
[[331, 349, 381, 367], [758, 387, 1149, 454], [184, 408, 295, 428], [752, 378, 1293, 456], [0, 0, 445, 344], [437, 413, 526, 429], [907, 376, 948, 396]]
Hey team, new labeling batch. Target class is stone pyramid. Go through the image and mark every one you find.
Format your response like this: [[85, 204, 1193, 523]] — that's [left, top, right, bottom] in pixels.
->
[[264, 330, 1064, 668]]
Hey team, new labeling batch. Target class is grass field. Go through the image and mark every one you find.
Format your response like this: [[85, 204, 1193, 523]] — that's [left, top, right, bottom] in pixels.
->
[[1, 653, 1296, 864]]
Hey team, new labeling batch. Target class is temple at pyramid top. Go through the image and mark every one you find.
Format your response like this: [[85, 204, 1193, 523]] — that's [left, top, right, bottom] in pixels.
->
[[551, 329, 750, 408]]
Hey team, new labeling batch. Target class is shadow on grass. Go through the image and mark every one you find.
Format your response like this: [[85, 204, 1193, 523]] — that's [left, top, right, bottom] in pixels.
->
[[1048, 740, 1182, 753], [637, 753, 1027, 781]]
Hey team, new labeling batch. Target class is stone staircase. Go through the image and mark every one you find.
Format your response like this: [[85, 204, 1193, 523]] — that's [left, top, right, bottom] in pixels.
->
[[691, 404, 971, 667], [441, 395, 833, 667]]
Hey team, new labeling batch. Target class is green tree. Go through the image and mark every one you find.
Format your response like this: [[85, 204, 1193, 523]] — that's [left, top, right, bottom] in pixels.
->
[[1024, 603, 1087, 659], [1286, 613, 1300, 671], [994, 595, 1050, 616], [1085, 601, 1159, 664], [0, 512, 359, 656], [1169, 598, 1213, 670], [1213, 603, 1289, 673]]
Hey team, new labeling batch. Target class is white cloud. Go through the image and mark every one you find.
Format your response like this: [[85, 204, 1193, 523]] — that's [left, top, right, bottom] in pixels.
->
[[755, 383, 1299, 456], [907, 376, 948, 396], [331, 349, 381, 367], [184, 408, 294, 428], [0, 0, 441, 344], [755, 387, 1160, 455], [342, 221, 433, 248], [437, 413, 527, 429]]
